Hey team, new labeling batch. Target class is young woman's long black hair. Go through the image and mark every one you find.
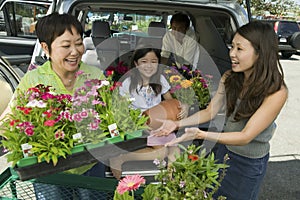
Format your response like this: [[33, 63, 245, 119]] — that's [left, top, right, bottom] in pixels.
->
[[225, 21, 287, 120]]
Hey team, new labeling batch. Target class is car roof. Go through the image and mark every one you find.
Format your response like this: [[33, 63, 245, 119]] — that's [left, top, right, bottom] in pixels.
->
[[52, 0, 248, 25]]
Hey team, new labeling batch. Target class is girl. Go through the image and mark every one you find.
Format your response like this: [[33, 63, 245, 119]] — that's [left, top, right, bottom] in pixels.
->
[[109, 46, 187, 179]]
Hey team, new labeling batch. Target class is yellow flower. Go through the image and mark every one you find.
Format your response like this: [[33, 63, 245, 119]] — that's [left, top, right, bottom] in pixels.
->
[[180, 80, 193, 88], [164, 69, 172, 74], [170, 75, 181, 83]]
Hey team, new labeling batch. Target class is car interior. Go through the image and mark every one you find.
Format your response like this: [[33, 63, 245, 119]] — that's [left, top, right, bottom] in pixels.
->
[[37, 2, 241, 76]]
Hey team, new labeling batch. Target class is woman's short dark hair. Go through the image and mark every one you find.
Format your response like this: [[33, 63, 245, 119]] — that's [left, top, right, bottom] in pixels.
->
[[35, 12, 83, 53]]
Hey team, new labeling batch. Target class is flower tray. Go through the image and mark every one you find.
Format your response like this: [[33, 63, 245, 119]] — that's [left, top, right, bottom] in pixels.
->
[[14, 134, 148, 181]]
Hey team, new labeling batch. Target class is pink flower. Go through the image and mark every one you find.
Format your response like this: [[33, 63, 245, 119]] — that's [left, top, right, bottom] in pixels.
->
[[87, 121, 99, 130], [80, 110, 89, 118], [116, 175, 146, 195], [55, 130, 65, 140], [41, 92, 55, 100], [72, 113, 83, 122], [24, 127, 34, 136], [60, 110, 72, 121], [44, 120, 56, 127], [75, 70, 84, 77]]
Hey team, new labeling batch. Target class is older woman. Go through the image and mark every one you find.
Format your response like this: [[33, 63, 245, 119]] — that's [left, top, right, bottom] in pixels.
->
[[1, 12, 106, 199]]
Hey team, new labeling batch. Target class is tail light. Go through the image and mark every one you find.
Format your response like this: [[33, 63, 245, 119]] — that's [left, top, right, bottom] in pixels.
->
[[274, 21, 278, 33]]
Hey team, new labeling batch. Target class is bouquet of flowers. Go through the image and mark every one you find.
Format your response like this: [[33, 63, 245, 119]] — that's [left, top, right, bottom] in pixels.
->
[[1, 84, 76, 166], [164, 66, 212, 109], [114, 144, 229, 200], [164, 67, 195, 106]]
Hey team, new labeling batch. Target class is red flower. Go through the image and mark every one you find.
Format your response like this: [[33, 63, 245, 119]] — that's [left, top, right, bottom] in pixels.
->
[[43, 110, 52, 118], [21, 107, 32, 115], [9, 120, 19, 126], [188, 154, 199, 161], [116, 175, 146, 195]]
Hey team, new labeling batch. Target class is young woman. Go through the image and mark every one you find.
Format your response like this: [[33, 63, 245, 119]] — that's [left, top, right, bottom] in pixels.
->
[[152, 21, 288, 199]]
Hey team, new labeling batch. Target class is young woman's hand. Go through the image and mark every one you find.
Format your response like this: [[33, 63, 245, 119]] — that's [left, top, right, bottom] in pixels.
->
[[177, 102, 189, 119], [151, 119, 178, 136], [165, 127, 202, 146]]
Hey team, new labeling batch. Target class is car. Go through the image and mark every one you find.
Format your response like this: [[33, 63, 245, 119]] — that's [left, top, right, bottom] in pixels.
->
[[260, 19, 300, 58], [0, 0, 51, 73], [0, 56, 21, 156], [0, 0, 250, 180], [27, 0, 251, 179]]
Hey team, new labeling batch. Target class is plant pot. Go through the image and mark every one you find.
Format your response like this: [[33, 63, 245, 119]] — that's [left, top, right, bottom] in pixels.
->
[[125, 130, 143, 140], [85, 141, 105, 150], [71, 144, 86, 154], [143, 99, 180, 130], [17, 156, 38, 168], [105, 135, 124, 144]]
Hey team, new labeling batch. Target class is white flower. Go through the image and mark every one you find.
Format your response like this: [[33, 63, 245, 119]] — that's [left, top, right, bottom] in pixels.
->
[[26, 99, 47, 108]]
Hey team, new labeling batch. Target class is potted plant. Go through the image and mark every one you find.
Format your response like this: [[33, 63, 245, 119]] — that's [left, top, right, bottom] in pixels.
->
[[114, 144, 228, 200], [0, 84, 77, 166]]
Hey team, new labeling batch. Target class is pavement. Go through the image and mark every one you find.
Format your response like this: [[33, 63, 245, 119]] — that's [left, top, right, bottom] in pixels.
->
[[258, 54, 300, 200], [0, 55, 299, 199]]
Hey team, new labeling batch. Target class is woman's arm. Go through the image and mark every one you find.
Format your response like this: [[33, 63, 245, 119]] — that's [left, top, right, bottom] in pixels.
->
[[167, 86, 288, 146], [153, 75, 227, 135]]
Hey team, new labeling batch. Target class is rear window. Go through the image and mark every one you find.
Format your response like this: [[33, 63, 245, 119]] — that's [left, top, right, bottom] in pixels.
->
[[278, 21, 300, 34]]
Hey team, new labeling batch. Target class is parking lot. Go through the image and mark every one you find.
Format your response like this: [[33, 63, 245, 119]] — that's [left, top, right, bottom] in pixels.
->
[[259, 54, 300, 200], [0, 54, 299, 199]]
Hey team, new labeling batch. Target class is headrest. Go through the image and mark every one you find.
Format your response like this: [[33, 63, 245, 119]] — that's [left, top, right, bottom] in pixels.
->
[[91, 21, 111, 38], [83, 37, 95, 50], [148, 21, 166, 37]]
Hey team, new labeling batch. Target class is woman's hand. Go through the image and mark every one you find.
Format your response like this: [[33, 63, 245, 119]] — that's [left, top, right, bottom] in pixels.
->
[[177, 102, 189, 119], [165, 127, 204, 146], [151, 119, 178, 136]]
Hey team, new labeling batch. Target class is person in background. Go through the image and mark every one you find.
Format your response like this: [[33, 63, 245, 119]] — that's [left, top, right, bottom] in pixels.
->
[[0, 12, 106, 199], [152, 21, 288, 200], [109, 45, 188, 180], [161, 13, 199, 70]]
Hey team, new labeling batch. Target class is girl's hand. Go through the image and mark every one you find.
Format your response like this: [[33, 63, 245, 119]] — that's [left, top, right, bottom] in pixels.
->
[[151, 119, 177, 136], [177, 102, 189, 119], [165, 127, 202, 146]]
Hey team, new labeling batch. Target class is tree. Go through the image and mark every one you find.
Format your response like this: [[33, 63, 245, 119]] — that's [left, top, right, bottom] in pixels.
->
[[241, 0, 300, 19]]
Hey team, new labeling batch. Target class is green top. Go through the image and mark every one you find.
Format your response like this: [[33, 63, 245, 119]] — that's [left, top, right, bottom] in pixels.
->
[[13, 61, 105, 174], [225, 100, 276, 158], [16, 60, 104, 95]]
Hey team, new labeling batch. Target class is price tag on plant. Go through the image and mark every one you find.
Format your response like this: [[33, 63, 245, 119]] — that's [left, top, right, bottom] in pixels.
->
[[108, 123, 120, 138], [21, 143, 33, 158]]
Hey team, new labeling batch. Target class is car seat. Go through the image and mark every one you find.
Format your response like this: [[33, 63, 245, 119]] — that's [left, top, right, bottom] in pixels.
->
[[82, 20, 119, 70], [137, 21, 166, 49]]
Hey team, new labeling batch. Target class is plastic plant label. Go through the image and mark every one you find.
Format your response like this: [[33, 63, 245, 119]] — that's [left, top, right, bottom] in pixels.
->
[[73, 132, 83, 144], [108, 123, 120, 138], [21, 143, 33, 158]]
